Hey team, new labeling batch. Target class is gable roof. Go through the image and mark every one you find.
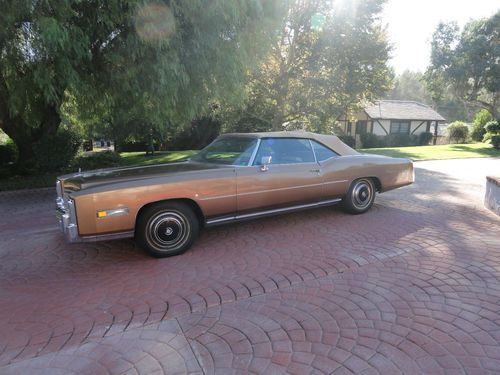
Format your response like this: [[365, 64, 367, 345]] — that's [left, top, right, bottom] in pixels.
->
[[365, 100, 446, 121]]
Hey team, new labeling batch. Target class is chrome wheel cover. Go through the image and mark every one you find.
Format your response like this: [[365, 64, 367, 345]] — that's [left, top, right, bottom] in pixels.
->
[[351, 180, 373, 209], [146, 211, 190, 252]]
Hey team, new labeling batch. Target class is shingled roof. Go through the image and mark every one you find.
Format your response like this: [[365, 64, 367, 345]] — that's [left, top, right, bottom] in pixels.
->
[[365, 100, 446, 121]]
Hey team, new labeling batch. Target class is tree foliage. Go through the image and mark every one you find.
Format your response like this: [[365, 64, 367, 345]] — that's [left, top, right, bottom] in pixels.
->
[[471, 109, 493, 142], [386, 70, 469, 122], [425, 12, 500, 117], [386, 71, 432, 104], [484, 120, 500, 148], [221, 0, 392, 133], [446, 121, 469, 144], [0, 0, 283, 166]]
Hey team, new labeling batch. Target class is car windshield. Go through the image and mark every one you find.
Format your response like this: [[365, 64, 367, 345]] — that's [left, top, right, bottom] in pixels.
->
[[191, 137, 258, 166]]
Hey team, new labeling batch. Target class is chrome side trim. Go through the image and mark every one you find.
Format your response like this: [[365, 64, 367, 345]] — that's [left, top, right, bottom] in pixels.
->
[[205, 216, 236, 225], [198, 194, 236, 201], [78, 231, 135, 242], [199, 180, 348, 201], [238, 182, 323, 196], [205, 198, 342, 226], [324, 179, 348, 185]]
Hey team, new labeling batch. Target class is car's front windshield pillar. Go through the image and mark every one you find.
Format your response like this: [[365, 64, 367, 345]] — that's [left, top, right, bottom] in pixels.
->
[[247, 139, 262, 166]]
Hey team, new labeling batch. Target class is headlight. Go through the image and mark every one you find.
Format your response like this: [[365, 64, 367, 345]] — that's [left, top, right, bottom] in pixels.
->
[[56, 180, 63, 198]]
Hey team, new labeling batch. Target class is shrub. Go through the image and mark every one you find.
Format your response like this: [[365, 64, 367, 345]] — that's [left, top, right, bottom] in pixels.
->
[[470, 124, 486, 143], [0, 166, 12, 179], [385, 133, 418, 147], [0, 140, 18, 165], [118, 141, 149, 152], [446, 121, 469, 144], [172, 117, 221, 150], [471, 109, 493, 142], [485, 120, 500, 135], [338, 135, 355, 148], [33, 128, 81, 172], [360, 133, 385, 148], [418, 132, 433, 145], [491, 135, 500, 149], [72, 151, 122, 171], [483, 120, 500, 145]]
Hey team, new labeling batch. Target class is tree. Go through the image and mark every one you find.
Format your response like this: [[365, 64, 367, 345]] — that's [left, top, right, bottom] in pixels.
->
[[447, 121, 469, 144], [387, 70, 470, 122], [386, 71, 432, 103], [0, 0, 283, 166], [425, 12, 500, 118], [223, 0, 392, 133], [470, 109, 493, 142]]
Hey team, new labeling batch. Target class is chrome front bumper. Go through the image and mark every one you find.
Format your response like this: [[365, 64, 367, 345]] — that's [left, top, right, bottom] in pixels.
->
[[55, 180, 135, 243], [56, 195, 80, 242]]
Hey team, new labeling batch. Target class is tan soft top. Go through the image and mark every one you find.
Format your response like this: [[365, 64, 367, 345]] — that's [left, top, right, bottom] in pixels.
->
[[219, 131, 359, 156]]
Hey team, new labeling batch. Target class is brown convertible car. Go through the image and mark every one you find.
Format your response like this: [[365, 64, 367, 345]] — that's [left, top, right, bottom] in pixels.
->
[[56, 131, 414, 257]]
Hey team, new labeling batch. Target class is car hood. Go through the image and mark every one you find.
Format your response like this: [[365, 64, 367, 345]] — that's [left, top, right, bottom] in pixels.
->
[[58, 161, 229, 193]]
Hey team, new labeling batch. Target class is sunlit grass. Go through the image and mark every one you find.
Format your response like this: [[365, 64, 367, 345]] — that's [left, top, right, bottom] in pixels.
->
[[361, 143, 500, 161]]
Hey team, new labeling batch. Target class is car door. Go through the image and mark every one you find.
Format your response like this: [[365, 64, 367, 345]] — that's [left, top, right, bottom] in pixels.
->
[[236, 138, 323, 214], [310, 140, 350, 200]]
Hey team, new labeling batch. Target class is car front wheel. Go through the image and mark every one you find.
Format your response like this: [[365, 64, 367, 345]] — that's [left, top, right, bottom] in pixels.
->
[[136, 201, 199, 258], [342, 178, 376, 214]]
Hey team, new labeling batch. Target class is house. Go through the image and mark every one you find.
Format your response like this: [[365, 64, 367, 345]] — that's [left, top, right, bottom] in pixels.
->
[[339, 100, 446, 137]]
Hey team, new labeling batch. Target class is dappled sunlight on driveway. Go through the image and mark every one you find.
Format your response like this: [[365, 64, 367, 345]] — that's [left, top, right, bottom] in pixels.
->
[[0, 158, 499, 374]]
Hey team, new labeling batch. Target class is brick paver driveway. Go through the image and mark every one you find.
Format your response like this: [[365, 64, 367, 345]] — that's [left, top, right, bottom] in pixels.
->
[[1, 158, 499, 375]]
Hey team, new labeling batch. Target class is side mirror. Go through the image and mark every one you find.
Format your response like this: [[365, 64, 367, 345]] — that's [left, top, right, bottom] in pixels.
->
[[260, 156, 272, 171]]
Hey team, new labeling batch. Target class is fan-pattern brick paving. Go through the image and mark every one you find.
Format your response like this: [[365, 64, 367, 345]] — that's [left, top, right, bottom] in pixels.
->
[[0, 158, 499, 374]]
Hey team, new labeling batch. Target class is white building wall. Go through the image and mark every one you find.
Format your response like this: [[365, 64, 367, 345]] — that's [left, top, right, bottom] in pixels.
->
[[372, 120, 390, 136], [409, 120, 428, 135], [371, 119, 429, 136]]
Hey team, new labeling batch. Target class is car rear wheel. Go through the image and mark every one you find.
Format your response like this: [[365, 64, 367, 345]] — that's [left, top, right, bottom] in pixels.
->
[[342, 178, 375, 214], [136, 202, 199, 258]]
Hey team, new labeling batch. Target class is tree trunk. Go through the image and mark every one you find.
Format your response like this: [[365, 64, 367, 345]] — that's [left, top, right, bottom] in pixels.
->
[[490, 94, 498, 119], [272, 98, 285, 131], [0, 105, 61, 170], [13, 135, 37, 168], [272, 73, 290, 131], [1, 122, 37, 170]]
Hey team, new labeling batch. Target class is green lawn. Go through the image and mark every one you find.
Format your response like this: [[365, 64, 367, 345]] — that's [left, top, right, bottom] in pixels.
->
[[0, 172, 59, 192], [119, 150, 196, 166], [361, 143, 500, 161], [1, 144, 499, 192]]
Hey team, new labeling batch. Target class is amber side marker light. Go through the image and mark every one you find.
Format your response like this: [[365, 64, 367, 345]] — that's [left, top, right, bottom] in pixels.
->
[[96, 208, 129, 218]]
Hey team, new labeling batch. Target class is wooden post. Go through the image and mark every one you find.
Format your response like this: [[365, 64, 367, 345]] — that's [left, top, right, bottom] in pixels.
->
[[433, 121, 438, 145], [355, 134, 362, 149]]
